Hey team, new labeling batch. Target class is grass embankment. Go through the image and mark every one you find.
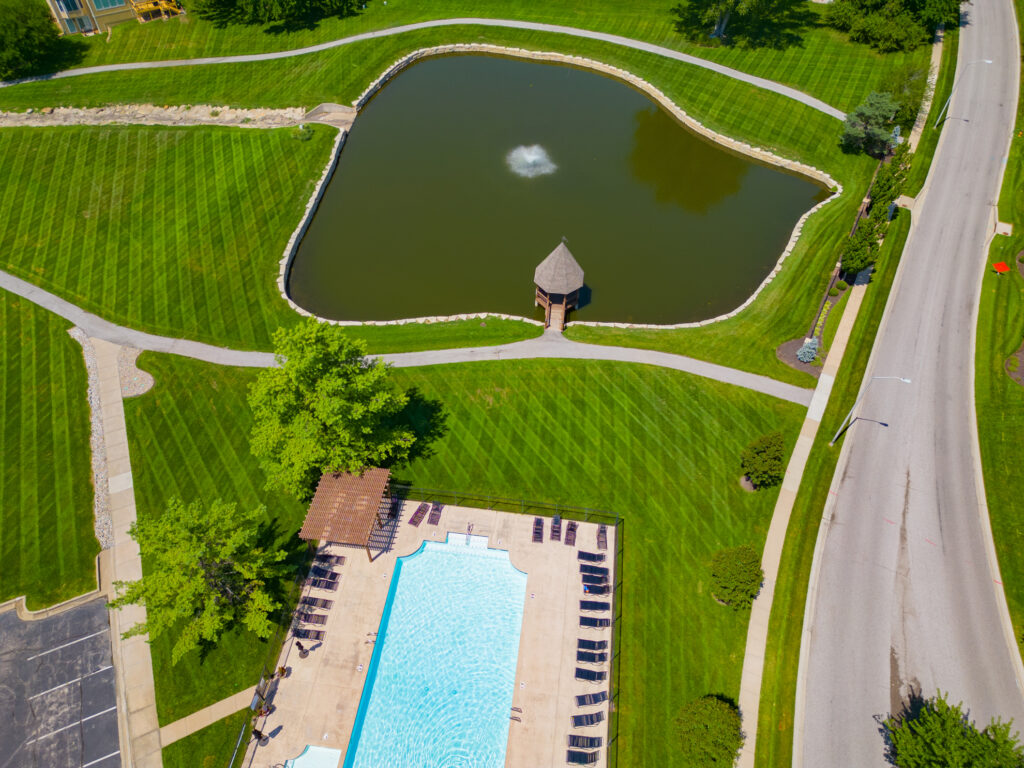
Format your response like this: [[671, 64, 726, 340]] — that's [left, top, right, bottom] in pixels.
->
[[903, 27, 959, 197], [975, 0, 1024, 661], [0, 292, 97, 608], [0, 126, 539, 352], [38, 1, 922, 113], [162, 708, 251, 768], [754, 210, 911, 768], [125, 352, 804, 762]]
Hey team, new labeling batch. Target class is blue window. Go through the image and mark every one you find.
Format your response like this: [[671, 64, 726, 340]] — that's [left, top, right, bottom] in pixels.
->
[[55, 0, 81, 12], [93, 0, 126, 8]]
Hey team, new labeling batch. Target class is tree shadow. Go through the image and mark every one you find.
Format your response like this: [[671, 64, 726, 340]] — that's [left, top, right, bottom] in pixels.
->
[[190, 0, 362, 33], [388, 386, 448, 466], [670, 0, 815, 50], [877, 683, 926, 765], [17, 35, 89, 80]]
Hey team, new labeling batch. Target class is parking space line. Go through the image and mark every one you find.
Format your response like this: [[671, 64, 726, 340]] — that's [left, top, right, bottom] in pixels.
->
[[25, 705, 117, 744], [25, 628, 109, 661], [28, 665, 114, 700], [82, 750, 121, 767]]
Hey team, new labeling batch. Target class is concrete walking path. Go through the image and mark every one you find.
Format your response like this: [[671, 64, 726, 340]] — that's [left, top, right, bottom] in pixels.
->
[[159, 686, 257, 747], [0, 18, 844, 120], [0, 271, 813, 404], [91, 337, 163, 768], [735, 282, 867, 768]]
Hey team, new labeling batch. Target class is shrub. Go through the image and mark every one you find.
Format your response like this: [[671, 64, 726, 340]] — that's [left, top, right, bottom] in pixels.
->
[[882, 64, 929, 130], [740, 431, 786, 488], [711, 545, 763, 609], [291, 124, 314, 141], [885, 692, 1024, 767], [836, 279, 849, 291], [841, 222, 881, 275], [828, 286, 840, 297], [842, 92, 899, 157], [796, 338, 819, 364], [677, 695, 744, 765]]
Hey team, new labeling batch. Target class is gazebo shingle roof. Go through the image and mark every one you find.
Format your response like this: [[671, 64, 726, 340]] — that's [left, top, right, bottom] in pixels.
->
[[299, 468, 391, 546], [534, 242, 584, 294]]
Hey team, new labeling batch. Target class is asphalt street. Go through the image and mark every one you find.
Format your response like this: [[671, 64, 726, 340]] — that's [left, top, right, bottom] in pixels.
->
[[796, 0, 1024, 765], [0, 600, 120, 768]]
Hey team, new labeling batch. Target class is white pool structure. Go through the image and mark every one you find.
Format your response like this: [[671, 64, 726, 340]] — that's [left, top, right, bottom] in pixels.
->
[[342, 535, 529, 767]]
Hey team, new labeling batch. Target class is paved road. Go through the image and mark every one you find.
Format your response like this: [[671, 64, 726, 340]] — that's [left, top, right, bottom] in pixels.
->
[[0, 270, 813, 405], [796, 1, 1024, 765], [0, 18, 844, 120], [0, 599, 120, 768]]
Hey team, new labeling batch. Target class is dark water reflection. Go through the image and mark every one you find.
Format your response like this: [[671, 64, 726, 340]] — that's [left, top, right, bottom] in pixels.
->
[[288, 55, 828, 324]]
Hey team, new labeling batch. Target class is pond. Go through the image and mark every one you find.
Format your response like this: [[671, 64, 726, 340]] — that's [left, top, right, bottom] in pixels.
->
[[287, 55, 829, 325]]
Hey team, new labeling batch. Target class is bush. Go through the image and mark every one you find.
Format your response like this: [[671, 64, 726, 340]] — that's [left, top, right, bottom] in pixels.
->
[[828, 286, 840, 297], [740, 431, 786, 488], [836, 279, 849, 291], [841, 221, 881, 275], [291, 124, 314, 141], [796, 338, 819, 364], [885, 692, 1024, 767], [677, 695, 744, 765], [711, 545, 763, 609]]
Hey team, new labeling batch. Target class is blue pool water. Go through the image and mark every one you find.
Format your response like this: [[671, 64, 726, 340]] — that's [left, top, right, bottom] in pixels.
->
[[343, 537, 528, 767]]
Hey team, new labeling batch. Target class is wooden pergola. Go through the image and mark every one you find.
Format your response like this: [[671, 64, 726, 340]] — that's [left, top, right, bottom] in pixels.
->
[[298, 468, 392, 562], [534, 241, 584, 331]]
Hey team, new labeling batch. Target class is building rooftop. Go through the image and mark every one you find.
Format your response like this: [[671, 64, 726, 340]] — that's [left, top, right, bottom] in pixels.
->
[[534, 242, 584, 295]]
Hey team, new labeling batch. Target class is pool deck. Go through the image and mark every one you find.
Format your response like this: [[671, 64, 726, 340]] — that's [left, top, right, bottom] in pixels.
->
[[243, 502, 615, 768]]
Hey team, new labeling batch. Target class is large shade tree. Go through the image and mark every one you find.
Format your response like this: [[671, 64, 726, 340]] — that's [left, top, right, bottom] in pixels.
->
[[109, 498, 286, 664], [0, 0, 60, 80], [248, 319, 416, 501]]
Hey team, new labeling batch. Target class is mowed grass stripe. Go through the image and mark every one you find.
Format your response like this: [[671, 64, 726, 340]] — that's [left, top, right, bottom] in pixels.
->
[[124, 353, 308, 725], [124, 352, 802, 764], [61, 1, 924, 113], [0, 291, 97, 608]]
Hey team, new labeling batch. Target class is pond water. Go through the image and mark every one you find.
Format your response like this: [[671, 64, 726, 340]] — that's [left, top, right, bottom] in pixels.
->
[[287, 55, 829, 324]]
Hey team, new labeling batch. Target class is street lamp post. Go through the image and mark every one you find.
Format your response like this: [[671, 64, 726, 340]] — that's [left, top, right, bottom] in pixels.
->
[[934, 59, 994, 128], [830, 376, 911, 446]]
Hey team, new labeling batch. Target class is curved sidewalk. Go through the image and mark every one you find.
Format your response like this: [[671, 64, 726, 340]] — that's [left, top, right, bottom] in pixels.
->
[[0, 270, 812, 405], [0, 18, 844, 120]]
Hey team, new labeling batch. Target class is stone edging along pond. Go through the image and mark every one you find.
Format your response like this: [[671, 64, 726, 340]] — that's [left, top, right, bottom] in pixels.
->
[[276, 44, 844, 331]]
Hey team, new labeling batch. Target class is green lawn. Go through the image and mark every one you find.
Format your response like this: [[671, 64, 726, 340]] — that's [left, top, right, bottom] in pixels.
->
[[975, 0, 1024, 664], [0, 291, 97, 609], [38, 1, 927, 113], [755, 210, 911, 768], [0, 125, 540, 353], [124, 351, 804, 761], [162, 708, 251, 768], [123, 353, 309, 724], [903, 27, 959, 198]]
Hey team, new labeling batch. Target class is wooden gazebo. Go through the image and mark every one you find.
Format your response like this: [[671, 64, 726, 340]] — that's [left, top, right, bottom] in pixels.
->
[[534, 242, 584, 331], [299, 468, 392, 561]]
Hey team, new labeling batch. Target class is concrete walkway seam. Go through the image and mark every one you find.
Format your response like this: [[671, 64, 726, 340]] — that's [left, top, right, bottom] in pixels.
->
[[0, 18, 845, 119]]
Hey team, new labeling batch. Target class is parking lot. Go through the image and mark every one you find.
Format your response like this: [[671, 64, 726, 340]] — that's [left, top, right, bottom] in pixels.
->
[[0, 598, 121, 768]]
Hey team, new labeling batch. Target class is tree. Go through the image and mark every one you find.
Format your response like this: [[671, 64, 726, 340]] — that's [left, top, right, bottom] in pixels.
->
[[885, 692, 1024, 767], [248, 318, 415, 501], [109, 499, 286, 664], [740, 431, 786, 488], [840, 220, 881, 275], [870, 143, 913, 210], [672, 0, 746, 39], [711, 545, 763, 609], [677, 695, 744, 765], [842, 92, 899, 157], [882, 64, 929, 130], [0, 0, 60, 81]]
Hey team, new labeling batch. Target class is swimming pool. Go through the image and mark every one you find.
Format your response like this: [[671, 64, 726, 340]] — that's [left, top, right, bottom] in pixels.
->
[[343, 536, 528, 767]]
